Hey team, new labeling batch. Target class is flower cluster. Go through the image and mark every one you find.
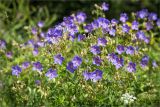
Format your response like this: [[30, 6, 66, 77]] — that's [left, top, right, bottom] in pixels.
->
[[45, 68, 58, 80], [121, 93, 136, 105], [9, 2, 159, 83], [12, 65, 22, 76], [83, 69, 103, 82], [67, 56, 82, 73]]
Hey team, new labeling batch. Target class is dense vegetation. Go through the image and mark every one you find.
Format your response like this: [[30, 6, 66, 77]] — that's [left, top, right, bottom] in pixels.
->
[[0, 0, 160, 106]]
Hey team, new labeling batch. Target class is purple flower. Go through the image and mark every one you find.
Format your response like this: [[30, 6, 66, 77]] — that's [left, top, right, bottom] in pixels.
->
[[97, 17, 110, 29], [37, 41, 45, 47], [6, 51, 13, 58], [144, 36, 150, 44], [32, 48, 39, 56], [120, 13, 128, 23], [84, 24, 93, 33], [148, 12, 157, 21], [47, 28, 63, 38], [93, 56, 102, 66], [45, 68, 58, 79], [0, 39, 6, 49], [90, 45, 101, 55], [35, 80, 41, 85], [127, 62, 136, 72], [72, 56, 82, 67], [34, 44, 39, 49], [111, 19, 119, 26], [126, 46, 135, 55], [27, 39, 34, 47], [90, 69, 103, 82], [116, 45, 125, 54], [83, 71, 91, 80], [91, 19, 99, 29], [132, 20, 139, 30], [141, 55, 149, 68], [156, 19, 160, 27], [37, 21, 44, 28], [97, 37, 107, 46], [109, 28, 116, 36], [108, 53, 118, 63], [146, 21, 153, 31], [136, 31, 146, 40], [75, 12, 87, 24], [33, 62, 43, 72], [45, 36, 59, 44], [69, 27, 78, 36], [66, 61, 77, 73], [101, 2, 109, 11], [122, 24, 130, 33], [113, 57, 124, 69], [55, 23, 63, 30], [68, 34, 76, 41], [102, 28, 110, 34], [142, 55, 149, 60], [137, 9, 148, 19], [40, 32, 46, 38], [63, 16, 74, 26], [152, 61, 158, 68], [22, 62, 30, 69], [31, 27, 37, 35], [12, 65, 22, 76], [78, 34, 85, 41], [45, 28, 63, 44], [67, 24, 79, 35], [54, 54, 64, 65]]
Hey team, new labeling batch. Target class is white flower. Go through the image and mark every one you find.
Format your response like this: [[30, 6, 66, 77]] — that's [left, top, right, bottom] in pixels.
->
[[121, 93, 136, 104]]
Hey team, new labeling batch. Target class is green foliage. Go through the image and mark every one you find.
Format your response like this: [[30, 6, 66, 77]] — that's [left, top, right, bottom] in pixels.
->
[[0, 0, 160, 107]]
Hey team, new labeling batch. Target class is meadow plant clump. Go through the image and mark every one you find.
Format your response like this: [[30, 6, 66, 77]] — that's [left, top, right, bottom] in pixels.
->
[[0, 2, 160, 107]]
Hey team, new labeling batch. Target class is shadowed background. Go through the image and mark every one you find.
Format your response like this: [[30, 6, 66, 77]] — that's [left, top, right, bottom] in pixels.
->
[[0, 0, 159, 43]]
